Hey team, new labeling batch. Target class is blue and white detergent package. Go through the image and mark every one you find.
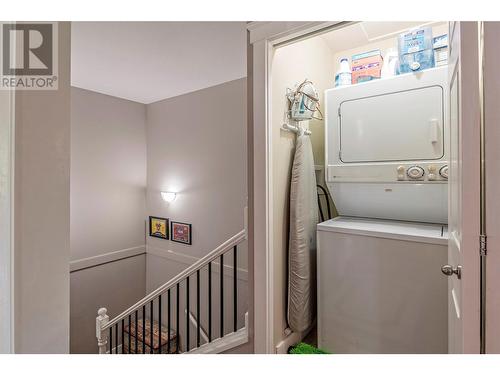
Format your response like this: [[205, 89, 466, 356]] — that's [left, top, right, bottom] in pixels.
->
[[398, 27, 435, 73]]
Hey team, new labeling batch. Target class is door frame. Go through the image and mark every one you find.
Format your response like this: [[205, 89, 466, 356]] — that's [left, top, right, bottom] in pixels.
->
[[248, 20, 482, 354], [0, 77, 15, 354], [484, 21, 500, 354], [247, 21, 348, 353]]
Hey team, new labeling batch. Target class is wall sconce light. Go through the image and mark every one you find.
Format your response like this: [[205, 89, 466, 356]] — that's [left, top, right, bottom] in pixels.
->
[[161, 191, 177, 203]]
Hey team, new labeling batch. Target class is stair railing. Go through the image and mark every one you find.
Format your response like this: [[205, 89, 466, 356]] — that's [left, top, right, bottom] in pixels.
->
[[96, 229, 246, 354]]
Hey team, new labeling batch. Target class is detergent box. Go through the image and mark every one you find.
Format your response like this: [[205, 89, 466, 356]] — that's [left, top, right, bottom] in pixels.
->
[[398, 27, 435, 73], [433, 34, 448, 67], [351, 49, 383, 84]]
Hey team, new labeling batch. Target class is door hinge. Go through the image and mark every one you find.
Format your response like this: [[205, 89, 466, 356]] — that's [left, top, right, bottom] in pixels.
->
[[338, 107, 341, 117], [480, 235, 487, 256]]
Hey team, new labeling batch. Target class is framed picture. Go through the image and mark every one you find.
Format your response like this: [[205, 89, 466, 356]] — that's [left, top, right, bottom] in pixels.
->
[[149, 216, 169, 240], [170, 221, 192, 245]]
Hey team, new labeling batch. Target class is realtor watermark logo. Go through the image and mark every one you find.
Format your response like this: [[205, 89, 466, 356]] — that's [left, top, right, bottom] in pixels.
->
[[0, 22, 58, 90]]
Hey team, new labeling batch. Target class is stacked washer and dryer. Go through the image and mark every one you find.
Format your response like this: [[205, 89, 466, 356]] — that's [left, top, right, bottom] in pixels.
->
[[317, 66, 449, 353]]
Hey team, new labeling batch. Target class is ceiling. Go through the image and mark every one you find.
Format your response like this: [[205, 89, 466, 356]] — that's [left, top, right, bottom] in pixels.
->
[[320, 22, 442, 53], [71, 22, 247, 104]]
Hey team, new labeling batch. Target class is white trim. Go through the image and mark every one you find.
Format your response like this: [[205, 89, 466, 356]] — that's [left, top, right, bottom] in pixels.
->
[[147, 245, 248, 282], [187, 313, 249, 354], [248, 21, 343, 354], [249, 36, 272, 354], [0, 73, 15, 353], [70, 245, 146, 272], [248, 22, 337, 45], [483, 22, 500, 353]]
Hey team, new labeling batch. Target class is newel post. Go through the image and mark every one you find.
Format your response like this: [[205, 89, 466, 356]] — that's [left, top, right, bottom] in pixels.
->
[[96, 307, 109, 354]]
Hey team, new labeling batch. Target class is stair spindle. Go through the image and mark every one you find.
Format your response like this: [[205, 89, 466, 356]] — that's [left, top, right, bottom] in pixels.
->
[[135, 310, 138, 354], [115, 323, 118, 354], [128, 315, 131, 354], [150, 300, 154, 354], [121, 319, 124, 354], [158, 295, 162, 354], [109, 326, 113, 354], [233, 245, 237, 332], [176, 283, 180, 353], [186, 276, 190, 351], [168, 289, 171, 353], [197, 269, 201, 347], [208, 262, 212, 342], [220, 254, 224, 338], [142, 305, 146, 354]]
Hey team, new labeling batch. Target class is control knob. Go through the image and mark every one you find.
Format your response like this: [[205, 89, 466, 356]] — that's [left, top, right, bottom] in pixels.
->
[[439, 165, 449, 179], [407, 166, 425, 179]]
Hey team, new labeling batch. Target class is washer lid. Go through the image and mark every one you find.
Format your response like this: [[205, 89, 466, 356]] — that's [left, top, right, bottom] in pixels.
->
[[317, 216, 448, 245]]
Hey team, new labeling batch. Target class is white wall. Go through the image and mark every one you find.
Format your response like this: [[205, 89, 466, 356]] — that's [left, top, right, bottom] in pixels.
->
[[13, 22, 71, 353], [70, 87, 147, 353], [271, 36, 335, 348]]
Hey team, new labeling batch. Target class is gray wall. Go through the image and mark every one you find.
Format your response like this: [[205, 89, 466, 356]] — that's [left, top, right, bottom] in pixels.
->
[[146, 78, 247, 264], [146, 78, 249, 352], [70, 87, 147, 261], [13, 22, 71, 353], [70, 254, 146, 353], [70, 87, 147, 353]]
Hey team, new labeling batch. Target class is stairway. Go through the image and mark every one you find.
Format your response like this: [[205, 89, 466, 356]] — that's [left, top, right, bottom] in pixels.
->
[[122, 318, 178, 354], [96, 230, 248, 354]]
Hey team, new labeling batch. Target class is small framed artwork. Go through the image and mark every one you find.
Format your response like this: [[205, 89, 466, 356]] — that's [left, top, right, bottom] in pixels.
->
[[149, 216, 169, 240], [171, 221, 192, 245]]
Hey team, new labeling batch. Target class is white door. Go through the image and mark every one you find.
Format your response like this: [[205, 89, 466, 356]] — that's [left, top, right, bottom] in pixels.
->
[[447, 21, 481, 354]]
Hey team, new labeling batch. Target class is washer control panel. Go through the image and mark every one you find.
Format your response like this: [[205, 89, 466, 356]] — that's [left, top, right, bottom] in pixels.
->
[[396, 164, 448, 181]]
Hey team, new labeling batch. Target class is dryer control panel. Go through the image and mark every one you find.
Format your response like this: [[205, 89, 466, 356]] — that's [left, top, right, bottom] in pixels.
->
[[326, 161, 448, 184], [397, 164, 448, 182]]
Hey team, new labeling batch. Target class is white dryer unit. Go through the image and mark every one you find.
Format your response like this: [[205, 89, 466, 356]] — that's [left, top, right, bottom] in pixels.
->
[[317, 217, 448, 353], [325, 66, 449, 223]]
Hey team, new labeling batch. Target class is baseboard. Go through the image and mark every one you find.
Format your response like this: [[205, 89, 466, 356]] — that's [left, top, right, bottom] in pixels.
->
[[70, 245, 146, 273], [147, 245, 248, 281]]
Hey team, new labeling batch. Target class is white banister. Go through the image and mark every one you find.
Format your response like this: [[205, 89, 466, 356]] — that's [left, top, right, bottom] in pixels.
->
[[96, 307, 109, 354], [101, 229, 246, 331]]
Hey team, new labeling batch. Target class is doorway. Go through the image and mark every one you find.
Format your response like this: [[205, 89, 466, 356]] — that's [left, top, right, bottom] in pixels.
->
[[248, 21, 483, 354]]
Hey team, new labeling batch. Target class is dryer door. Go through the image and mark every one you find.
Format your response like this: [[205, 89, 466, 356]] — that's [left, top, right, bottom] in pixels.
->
[[339, 85, 444, 163]]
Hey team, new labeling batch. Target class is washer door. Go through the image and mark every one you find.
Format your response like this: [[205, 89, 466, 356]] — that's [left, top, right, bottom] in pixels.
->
[[339, 85, 444, 163]]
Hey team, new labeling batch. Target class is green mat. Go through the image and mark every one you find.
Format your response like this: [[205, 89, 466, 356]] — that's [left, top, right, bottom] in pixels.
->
[[289, 342, 329, 354]]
